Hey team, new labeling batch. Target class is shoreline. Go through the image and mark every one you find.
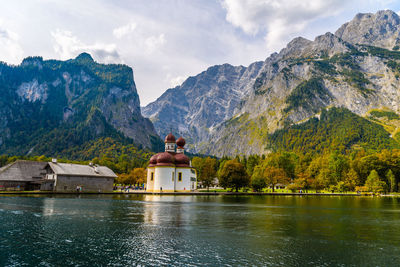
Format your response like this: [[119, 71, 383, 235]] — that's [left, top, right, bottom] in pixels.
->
[[0, 191, 388, 196]]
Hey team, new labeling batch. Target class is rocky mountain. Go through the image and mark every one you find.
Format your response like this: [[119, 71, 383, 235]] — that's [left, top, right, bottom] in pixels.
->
[[0, 53, 161, 158], [335, 10, 400, 50], [142, 61, 263, 150], [143, 10, 400, 157]]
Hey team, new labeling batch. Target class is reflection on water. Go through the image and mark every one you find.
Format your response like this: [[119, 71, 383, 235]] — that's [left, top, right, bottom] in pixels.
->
[[0, 195, 400, 266]]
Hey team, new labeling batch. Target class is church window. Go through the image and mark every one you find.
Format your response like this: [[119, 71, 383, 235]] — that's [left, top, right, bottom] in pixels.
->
[[178, 172, 182, 182], [151, 172, 154, 181]]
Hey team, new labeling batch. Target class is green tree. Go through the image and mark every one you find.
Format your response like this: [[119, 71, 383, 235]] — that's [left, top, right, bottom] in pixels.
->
[[386, 169, 395, 192], [192, 157, 205, 177], [201, 157, 217, 191], [365, 170, 386, 194], [343, 168, 360, 191], [218, 159, 249, 192], [328, 151, 349, 185], [246, 155, 260, 177], [266, 152, 297, 180], [250, 165, 267, 192]]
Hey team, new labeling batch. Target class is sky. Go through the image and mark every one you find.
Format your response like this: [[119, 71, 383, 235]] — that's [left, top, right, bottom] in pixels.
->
[[0, 0, 400, 106]]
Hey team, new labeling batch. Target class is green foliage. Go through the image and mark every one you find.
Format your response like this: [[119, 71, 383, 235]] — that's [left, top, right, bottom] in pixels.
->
[[218, 159, 249, 192], [340, 69, 372, 94], [269, 107, 399, 154], [284, 77, 331, 113], [246, 155, 261, 177], [328, 52, 362, 69], [192, 156, 217, 190], [265, 152, 297, 179], [250, 166, 267, 192], [365, 170, 386, 193], [386, 169, 396, 192], [366, 45, 400, 60], [313, 60, 337, 75], [370, 110, 400, 120]]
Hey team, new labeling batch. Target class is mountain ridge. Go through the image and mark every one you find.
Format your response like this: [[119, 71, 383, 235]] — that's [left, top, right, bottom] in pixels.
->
[[143, 9, 400, 156]]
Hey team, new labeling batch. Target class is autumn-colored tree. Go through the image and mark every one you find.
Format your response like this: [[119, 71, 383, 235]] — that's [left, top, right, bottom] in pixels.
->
[[131, 168, 147, 185], [312, 176, 326, 193], [219, 159, 249, 192], [116, 168, 146, 185], [264, 166, 289, 192], [288, 173, 312, 192]]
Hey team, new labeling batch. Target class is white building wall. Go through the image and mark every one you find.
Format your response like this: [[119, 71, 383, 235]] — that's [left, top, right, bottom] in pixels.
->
[[154, 167, 175, 192], [175, 168, 196, 192], [146, 168, 155, 192]]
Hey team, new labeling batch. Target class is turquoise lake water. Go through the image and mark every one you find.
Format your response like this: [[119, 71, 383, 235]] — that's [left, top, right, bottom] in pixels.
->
[[1, 194, 400, 266]]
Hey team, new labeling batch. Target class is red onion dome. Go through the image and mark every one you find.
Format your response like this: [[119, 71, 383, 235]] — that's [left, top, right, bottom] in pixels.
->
[[156, 152, 175, 166], [176, 137, 186, 147], [149, 154, 158, 166], [164, 133, 176, 143], [175, 153, 190, 166]]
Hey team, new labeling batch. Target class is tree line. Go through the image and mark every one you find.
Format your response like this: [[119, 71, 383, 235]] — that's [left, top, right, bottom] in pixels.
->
[[2, 147, 400, 194], [191, 149, 400, 194]]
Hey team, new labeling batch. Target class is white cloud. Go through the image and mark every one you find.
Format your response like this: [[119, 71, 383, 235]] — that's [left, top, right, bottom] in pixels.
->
[[145, 33, 166, 53], [169, 75, 186, 87], [0, 23, 23, 64], [113, 23, 137, 39], [51, 29, 121, 63], [222, 0, 347, 51]]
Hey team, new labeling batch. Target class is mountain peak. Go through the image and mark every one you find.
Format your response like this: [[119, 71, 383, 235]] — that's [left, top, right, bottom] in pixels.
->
[[335, 9, 400, 49], [75, 52, 94, 63]]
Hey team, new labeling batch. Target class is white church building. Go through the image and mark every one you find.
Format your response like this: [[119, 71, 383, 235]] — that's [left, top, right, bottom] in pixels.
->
[[146, 133, 197, 192]]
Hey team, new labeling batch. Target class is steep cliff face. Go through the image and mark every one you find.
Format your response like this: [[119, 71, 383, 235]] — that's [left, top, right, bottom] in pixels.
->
[[144, 10, 400, 157], [142, 62, 263, 151], [0, 53, 161, 157], [335, 10, 400, 50]]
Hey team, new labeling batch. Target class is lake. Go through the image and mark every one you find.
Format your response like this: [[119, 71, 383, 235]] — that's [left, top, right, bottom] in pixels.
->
[[0, 194, 400, 266]]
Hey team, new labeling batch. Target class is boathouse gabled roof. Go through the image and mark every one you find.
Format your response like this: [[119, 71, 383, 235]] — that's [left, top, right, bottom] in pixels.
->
[[0, 160, 48, 181], [47, 162, 117, 178]]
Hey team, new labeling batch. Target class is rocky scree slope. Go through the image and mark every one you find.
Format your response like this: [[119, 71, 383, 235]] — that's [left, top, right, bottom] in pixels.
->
[[0, 53, 161, 158]]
